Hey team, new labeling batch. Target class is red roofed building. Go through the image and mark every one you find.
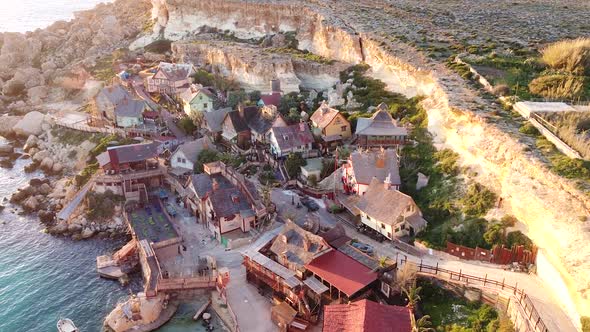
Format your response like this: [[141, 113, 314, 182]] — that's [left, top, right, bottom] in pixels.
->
[[305, 249, 378, 300], [323, 299, 412, 332]]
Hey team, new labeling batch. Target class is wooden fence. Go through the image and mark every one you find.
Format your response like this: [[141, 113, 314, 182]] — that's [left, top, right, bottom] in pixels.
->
[[446, 241, 537, 266], [402, 258, 548, 332]]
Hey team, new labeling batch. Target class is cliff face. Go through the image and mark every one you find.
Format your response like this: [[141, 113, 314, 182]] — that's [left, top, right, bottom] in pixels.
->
[[172, 41, 346, 93], [148, 0, 590, 320]]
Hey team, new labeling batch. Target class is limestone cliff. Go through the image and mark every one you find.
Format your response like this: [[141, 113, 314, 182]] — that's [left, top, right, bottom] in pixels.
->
[[145, 0, 590, 322], [171, 41, 346, 93]]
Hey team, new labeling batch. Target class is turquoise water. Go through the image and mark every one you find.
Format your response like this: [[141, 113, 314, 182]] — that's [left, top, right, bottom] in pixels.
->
[[0, 155, 138, 332]]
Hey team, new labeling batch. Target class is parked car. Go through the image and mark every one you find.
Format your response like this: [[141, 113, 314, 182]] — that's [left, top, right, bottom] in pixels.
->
[[165, 203, 177, 217], [351, 242, 374, 256], [300, 197, 320, 212]]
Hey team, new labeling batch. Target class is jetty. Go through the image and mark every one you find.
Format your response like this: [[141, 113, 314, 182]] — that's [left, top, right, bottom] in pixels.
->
[[97, 239, 139, 284]]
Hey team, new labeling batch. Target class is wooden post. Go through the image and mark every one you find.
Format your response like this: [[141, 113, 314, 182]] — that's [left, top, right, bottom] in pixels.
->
[[419, 259, 423, 272], [435, 262, 439, 275], [501, 278, 505, 290], [483, 274, 487, 286], [514, 282, 518, 295], [458, 269, 462, 282]]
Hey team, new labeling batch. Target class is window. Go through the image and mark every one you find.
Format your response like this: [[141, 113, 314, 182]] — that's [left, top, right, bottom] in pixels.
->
[[341, 125, 347, 132], [387, 232, 392, 238], [203, 103, 208, 108], [366, 215, 371, 221], [380, 223, 385, 229], [177, 157, 182, 162]]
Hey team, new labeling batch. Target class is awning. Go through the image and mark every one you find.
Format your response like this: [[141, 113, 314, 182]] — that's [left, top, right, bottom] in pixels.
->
[[304, 276, 329, 295]]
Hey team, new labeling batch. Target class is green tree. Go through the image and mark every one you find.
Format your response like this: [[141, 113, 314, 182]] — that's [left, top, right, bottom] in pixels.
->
[[460, 183, 497, 217], [307, 174, 318, 187], [178, 117, 196, 134], [402, 281, 422, 313], [284, 153, 307, 179], [411, 314, 434, 332], [193, 150, 220, 173], [227, 90, 248, 109]]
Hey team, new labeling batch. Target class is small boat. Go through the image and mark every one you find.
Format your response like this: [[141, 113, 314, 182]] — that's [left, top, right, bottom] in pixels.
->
[[57, 318, 79, 332]]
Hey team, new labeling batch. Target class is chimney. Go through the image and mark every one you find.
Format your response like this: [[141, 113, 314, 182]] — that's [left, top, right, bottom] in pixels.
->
[[299, 122, 305, 132], [303, 236, 311, 252], [231, 194, 239, 204], [375, 148, 386, 169]]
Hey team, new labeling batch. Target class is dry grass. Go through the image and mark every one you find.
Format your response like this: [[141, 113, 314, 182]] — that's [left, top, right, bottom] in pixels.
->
[[542, 38, 590, 74], [528, 74, 585, 100]]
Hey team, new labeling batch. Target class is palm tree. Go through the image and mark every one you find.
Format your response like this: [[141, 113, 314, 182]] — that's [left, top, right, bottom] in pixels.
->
[[402, 281, 422, 312], [370, 255, 390, 273], [411, 314, 434, 332]]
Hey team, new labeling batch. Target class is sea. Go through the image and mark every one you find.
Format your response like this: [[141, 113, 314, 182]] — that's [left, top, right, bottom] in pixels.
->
[[0, 2, 131, 331], [0, 0, 113, 33]]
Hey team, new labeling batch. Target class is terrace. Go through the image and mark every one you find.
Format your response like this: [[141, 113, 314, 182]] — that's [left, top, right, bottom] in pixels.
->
[[127, 198, 178, 242]]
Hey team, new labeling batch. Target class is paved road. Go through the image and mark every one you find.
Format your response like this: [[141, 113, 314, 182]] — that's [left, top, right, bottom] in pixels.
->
[[165, 199, 275, 332], [270, 189, 577, 332]]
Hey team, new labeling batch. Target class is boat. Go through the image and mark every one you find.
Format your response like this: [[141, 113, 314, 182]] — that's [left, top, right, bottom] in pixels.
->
[[57, 318, 79, 332]]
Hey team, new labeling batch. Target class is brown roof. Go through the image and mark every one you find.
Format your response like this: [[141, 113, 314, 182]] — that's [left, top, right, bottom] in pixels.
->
[[305, 250, 377, 297], [355, 178, 420, 226], [156, 62, 193, 81], [349, 148, 400, 185], [355, 103, 408, 137], [97, 142, 160, 167], [320, 224, 351, 248], [260, 92, 281, 107], [270, 123, 314, 151], [323, 299, 412, 332], [270, 221, 332, 273], [310, 102, 342, 129]]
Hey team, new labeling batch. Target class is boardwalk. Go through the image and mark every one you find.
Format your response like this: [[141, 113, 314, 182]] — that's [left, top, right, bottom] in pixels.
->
[[56, 179, 94, 221]]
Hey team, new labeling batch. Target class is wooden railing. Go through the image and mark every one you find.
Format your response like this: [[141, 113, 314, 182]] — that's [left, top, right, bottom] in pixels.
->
[[403, 259, 549, 332]]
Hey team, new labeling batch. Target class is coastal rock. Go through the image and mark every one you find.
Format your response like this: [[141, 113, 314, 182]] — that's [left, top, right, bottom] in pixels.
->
[[0, 116, 20, 138], [38, 183, 52, 195], [51, 162, 63, 174], [1, 77, 26, 97], [38, 210, 55, 223], [32, 149, 49, 162], [12, 111, 46, 137], [51, 220, 68, 234], [0, 143, 13, 155], [40, 157, 54, 171], [23, 135, 38, 152], [27, 86, 49, 105], [81, 228, 95, 239], [68, 223, 83, 232], [23, 196, 39, 212]]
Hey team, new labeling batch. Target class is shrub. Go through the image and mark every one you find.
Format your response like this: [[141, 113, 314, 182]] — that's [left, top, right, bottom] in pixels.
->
[[86, 190, 124, 220], [492, 84, 511, 96], [75, 163, 99, 187], [193, 150, 220, 173], [541, 38, 590, 74], [528, 74, 585, 100], [581, 316, 590, 332], [284, 153, 306, 179], [307, 174, 318, 187], [506, 230, 533, 250], [519, 122, 540, 136], [178, 117, 196, 134], [460, 183, 497, 217], [434, 148, 460, 175], [551, 156, 590, 179]]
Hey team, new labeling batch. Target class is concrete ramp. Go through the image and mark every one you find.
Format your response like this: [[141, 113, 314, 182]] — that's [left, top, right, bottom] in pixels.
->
[[56, 179, 94, 221]]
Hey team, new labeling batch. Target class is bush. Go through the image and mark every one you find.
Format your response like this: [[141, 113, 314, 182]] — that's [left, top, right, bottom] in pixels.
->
[[551, 156, 590, 179], [178, 117, 196, 134], [528, 74, 585, 100], [307, 174, 318, 187], [492, 84, 511, 96], [434, 148, 460, 175], [541, 38, 590, 74], [506, 230, 533, 250], [284, 153, 307, 179], [460, 183, 497, 217], [519, 122, 540, 136], [86, 190, 124, 220], [581, 316, 590, 332], [193, 150, 220, 173], [75, 163, 99, 187]]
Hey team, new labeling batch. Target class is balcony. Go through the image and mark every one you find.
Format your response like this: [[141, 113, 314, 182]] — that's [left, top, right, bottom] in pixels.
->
[[97, 166, 167, 182]]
